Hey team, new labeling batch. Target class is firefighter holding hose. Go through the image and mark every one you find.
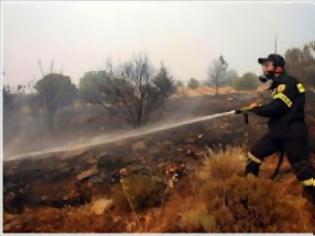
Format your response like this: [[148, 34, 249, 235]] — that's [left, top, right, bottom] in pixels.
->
[[237, 53, 315, 203]]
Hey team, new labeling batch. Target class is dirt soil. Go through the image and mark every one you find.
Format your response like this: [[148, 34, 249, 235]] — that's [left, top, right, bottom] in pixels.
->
[[3, 92, 315, 232]]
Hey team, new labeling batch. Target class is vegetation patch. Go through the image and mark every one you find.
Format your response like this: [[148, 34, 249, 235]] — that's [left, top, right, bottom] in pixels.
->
[[111, 174, 166, 212]]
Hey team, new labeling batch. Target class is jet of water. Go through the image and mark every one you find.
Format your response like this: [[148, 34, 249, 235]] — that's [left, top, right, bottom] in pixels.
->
[[6, 110, 237, 161]]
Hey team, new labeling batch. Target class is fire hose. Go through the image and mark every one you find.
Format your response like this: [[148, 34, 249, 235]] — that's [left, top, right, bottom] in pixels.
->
[[235, 107, 284, 179]]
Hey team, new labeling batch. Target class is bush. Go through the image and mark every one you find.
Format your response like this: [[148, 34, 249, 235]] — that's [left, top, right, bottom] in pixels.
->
[[187, 78, 200, 89], [174, 147, 314, 232], [233, 73, 259, 91], [180, 209, 216, 232], [198, 146, 245, 181], [198, 175, 312, 232], [111, 174, 166, 212]]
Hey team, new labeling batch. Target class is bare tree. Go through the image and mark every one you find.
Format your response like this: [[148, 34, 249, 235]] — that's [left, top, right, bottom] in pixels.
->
[[79, 54, 175, 127], [285, 40, 315, 90], [207, 55, 228, 95]]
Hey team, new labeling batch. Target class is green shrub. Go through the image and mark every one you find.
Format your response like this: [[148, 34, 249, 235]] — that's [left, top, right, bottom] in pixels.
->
[[187, 78, 200, 89], [233, 73, 259, 91]]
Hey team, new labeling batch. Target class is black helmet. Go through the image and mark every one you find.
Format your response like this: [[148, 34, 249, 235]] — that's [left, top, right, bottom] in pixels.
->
[[258, 54, 285, 67]]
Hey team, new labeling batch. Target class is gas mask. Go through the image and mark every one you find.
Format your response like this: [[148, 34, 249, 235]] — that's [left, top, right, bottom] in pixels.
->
[[259, 70, 275, 83]]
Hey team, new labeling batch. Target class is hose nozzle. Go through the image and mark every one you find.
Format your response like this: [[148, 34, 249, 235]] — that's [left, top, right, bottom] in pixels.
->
[[235, 106, 252, 114]]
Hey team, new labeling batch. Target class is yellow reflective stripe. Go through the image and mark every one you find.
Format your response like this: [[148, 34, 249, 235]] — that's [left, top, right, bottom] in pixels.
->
[[301, 178, 315, 187], [273, 92, 293, 108], [297, 83, 305, 93], [247, 152, 262, 164]]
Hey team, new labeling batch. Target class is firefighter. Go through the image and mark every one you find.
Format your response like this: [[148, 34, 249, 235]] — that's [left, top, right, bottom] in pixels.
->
[[238, 53, 315, 202]]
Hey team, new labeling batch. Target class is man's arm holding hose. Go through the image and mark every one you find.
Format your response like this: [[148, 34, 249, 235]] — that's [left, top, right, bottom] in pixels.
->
[[249, 100, 289, 117], [236, 100, 289, 118], [237, 83, 296, 118]]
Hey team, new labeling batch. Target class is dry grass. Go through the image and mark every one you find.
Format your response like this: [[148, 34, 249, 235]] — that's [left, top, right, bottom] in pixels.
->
[[184, 146, 315, 233], [4, 146, 315, 233], [175, 86, 236, 97], [198, 175, 313, 232], [198, 146, 245, 181], [111, 174, 166, 213]]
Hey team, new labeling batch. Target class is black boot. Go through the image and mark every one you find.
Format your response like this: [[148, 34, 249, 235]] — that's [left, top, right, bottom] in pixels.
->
[[303, 186, 315, 204], [245, 161, 260, 176]]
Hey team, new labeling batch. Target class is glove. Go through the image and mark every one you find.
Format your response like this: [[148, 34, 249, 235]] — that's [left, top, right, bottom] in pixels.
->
[[235, 106, 253, 114], [235, 102, 260, 114]]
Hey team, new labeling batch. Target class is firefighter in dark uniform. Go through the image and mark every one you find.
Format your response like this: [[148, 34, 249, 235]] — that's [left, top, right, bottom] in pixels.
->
[[239, 54, 315, 202]]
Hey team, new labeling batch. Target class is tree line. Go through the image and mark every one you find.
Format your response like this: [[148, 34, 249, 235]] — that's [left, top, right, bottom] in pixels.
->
[[187, 40, 315, 92], [3, 40, 315, 131], [4, 54, 176, 130]]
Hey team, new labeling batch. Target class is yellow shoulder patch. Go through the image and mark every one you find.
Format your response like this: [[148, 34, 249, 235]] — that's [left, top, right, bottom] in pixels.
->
[[277, 84, 286, 93], [297, 83, 305, 93]]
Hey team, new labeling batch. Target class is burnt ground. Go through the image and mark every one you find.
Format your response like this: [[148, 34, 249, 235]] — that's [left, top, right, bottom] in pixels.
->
[[3, 91, 260, 157], [3, 91, 315, 232]]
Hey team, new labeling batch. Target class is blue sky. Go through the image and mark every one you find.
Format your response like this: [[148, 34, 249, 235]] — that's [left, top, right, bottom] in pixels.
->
[[2, 1, 315, 86]]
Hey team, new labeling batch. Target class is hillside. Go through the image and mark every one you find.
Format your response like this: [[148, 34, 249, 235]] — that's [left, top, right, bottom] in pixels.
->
[[3, 92, 315, 232]]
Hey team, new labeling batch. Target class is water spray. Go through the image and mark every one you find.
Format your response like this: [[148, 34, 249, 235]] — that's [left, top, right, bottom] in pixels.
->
[[6, 110, 243, 161]]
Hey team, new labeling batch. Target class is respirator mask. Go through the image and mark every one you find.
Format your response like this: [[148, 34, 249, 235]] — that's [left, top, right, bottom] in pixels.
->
[[258, 54, 285, 85], [258, 70, 276, 89], [259, 70, 275, 83]]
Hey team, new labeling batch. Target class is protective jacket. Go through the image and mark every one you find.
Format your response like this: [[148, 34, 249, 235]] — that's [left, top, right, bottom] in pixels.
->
[[251, 71, 306, 139]]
